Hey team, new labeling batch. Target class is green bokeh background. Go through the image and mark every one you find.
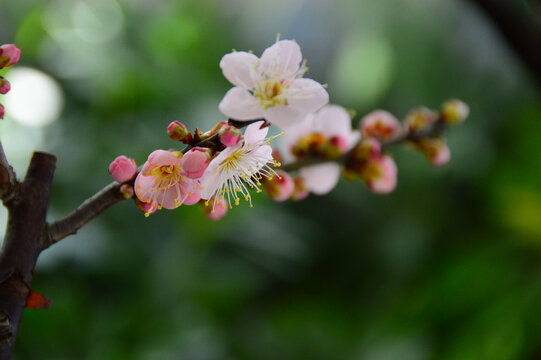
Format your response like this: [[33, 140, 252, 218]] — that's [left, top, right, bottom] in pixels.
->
[[2, 0, 541, 359]]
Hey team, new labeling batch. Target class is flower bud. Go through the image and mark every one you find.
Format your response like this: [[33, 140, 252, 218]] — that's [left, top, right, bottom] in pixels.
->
[[262, 170, 294, 202], [362, 155, 398, 194], [417, 138, 451, 167], [108, 155, 137, 183], [0, 77, 10, 95], [404, 107, 435, 134], [0, 44, 21, 69], [181, 147, 210, 179], [167, 121, 189, 142], [440, 99, 469, 125], [344, 138, 382, 179], [136, 199, 158, 217], [329, 135, 349, 154], [120, 184, 134, 199], [219, 124, 242, 146], [360, 110, 402, 141], [0, 104, 4, 120], [202, 197, 228, 221], [291, 176, 309, 201]]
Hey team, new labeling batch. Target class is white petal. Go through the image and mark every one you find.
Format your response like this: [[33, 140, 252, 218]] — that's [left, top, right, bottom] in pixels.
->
[[243, 121, 268, 144], [287, 78, 329, 114], [264, 105, 305, 129], [260, 40, 302, 78], [220, 51, 259, 89], [315, 105, 352, 137], [219, 87, 264, 120], [199, 145, 239, 199], [300, 163, 340, 195]]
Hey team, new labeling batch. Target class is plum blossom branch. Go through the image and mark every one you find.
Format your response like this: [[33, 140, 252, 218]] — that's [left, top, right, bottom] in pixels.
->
[[0, 142, 17, 204]]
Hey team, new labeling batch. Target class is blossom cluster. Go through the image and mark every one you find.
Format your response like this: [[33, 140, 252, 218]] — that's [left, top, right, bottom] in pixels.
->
[[0, 44, 21, 119], [107, 38, 469, 221]]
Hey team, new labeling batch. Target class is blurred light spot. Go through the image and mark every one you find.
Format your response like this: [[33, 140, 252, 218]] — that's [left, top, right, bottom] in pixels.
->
[[72, 0, 123, 44], [330, 34, 394, 108], [4, 67, 64, 127]]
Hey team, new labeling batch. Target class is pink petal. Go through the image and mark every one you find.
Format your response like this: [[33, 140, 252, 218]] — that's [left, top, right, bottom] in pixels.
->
[[220, 51, 259, 89], [243, 121, 268, 144], [300, 163, 340, 195], [147, 150, 180, 170], [264, 105, 304, 129], [134, 174, 156, 203], [219, 87, 264, 120], [370, 155, 398, 194], [287, 78, 329, 114], [260, 40, 302, 78], [158, 183, 184, 209]]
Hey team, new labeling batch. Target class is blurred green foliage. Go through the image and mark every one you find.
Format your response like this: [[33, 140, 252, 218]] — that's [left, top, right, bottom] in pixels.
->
[[1, 0, 541, 359]]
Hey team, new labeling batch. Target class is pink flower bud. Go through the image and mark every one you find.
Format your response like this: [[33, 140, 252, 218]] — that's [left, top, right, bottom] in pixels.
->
[[417, 138, 451, 167], [329, 135, 349, 154], [0, 44, 21, 68], [362, 155, 398, 194], [181, 147, 210, 179], [440, 99, 470, 125], [0, 77, 10, 95], [291, 176, 309, 201], [108, 155, 137, 183], [263, 170, 294, 202], [219, 125, 241, 146], [360, 110, 402, 141], [120, 184, 134, 199], [202, 197, 228, 221], [404, 107, 435, 134], [0, 104, 4, 120], [136, 199, 158, 217], [167, 121, 189, 142]]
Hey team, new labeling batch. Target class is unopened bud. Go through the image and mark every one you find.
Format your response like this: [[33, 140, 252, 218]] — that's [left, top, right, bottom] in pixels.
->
[[202, 197, 228, 221], [440, 99, 469, 125], [219, 125, 242, 146], [167, 121, 189, 142], [362, 155, 398, 194], [0, 44, 21, 69], [120, 184, 134, 199], [182, 147, 210, 179], [417, 138, 451, 167], [404, 107, 435, 134], [360, 110, 402, 140], [291, 176, 309, 201], [108, 155, 137, 183], [0, 77, 10, 95], [263, 170, 294, 202]]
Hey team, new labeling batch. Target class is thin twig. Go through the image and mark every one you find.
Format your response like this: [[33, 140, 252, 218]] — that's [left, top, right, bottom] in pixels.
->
[[0, 142, 17, 204]]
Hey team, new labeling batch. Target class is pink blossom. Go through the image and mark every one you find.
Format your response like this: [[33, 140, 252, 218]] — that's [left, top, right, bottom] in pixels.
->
[[219, 40, 329, 129], [291, 176, 310, 201], [0, 77, 10, 95], [280, 105, 360, 195], [136, 199, 158, 217], [263, 170, 294, 202], [360, 110, 402, 141], [202, 197, 228, 221], [0, 44, 21, 68], [219, 125, 241, 146], [181, 147, 210, 179], [135, 150, 200, 213], [417, 138, 451, 167], [108, 155, 137, 183], [363, 155, 398, 194]]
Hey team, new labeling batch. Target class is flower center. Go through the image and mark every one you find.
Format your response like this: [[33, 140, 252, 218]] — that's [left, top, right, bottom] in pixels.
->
[[254, 79, 287, 109], [150, 164, 181, 182]]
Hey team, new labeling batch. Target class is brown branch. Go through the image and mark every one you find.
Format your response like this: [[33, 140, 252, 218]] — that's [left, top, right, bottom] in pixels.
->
[[46, 182, 125, 247], [469, 0, 541, 88], [0, 152, 56, 359], [0, 142, 17, 204]]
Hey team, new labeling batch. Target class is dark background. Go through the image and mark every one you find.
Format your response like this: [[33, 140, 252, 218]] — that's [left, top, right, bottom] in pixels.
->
[[1, 0, 541, 359]]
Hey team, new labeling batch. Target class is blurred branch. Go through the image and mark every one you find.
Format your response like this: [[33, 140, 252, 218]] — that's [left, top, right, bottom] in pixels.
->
[[0, 152, 56, 359], [46, 182, 125, 247], [469, 0, 541, 88], [280, 121, 447, 173]]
